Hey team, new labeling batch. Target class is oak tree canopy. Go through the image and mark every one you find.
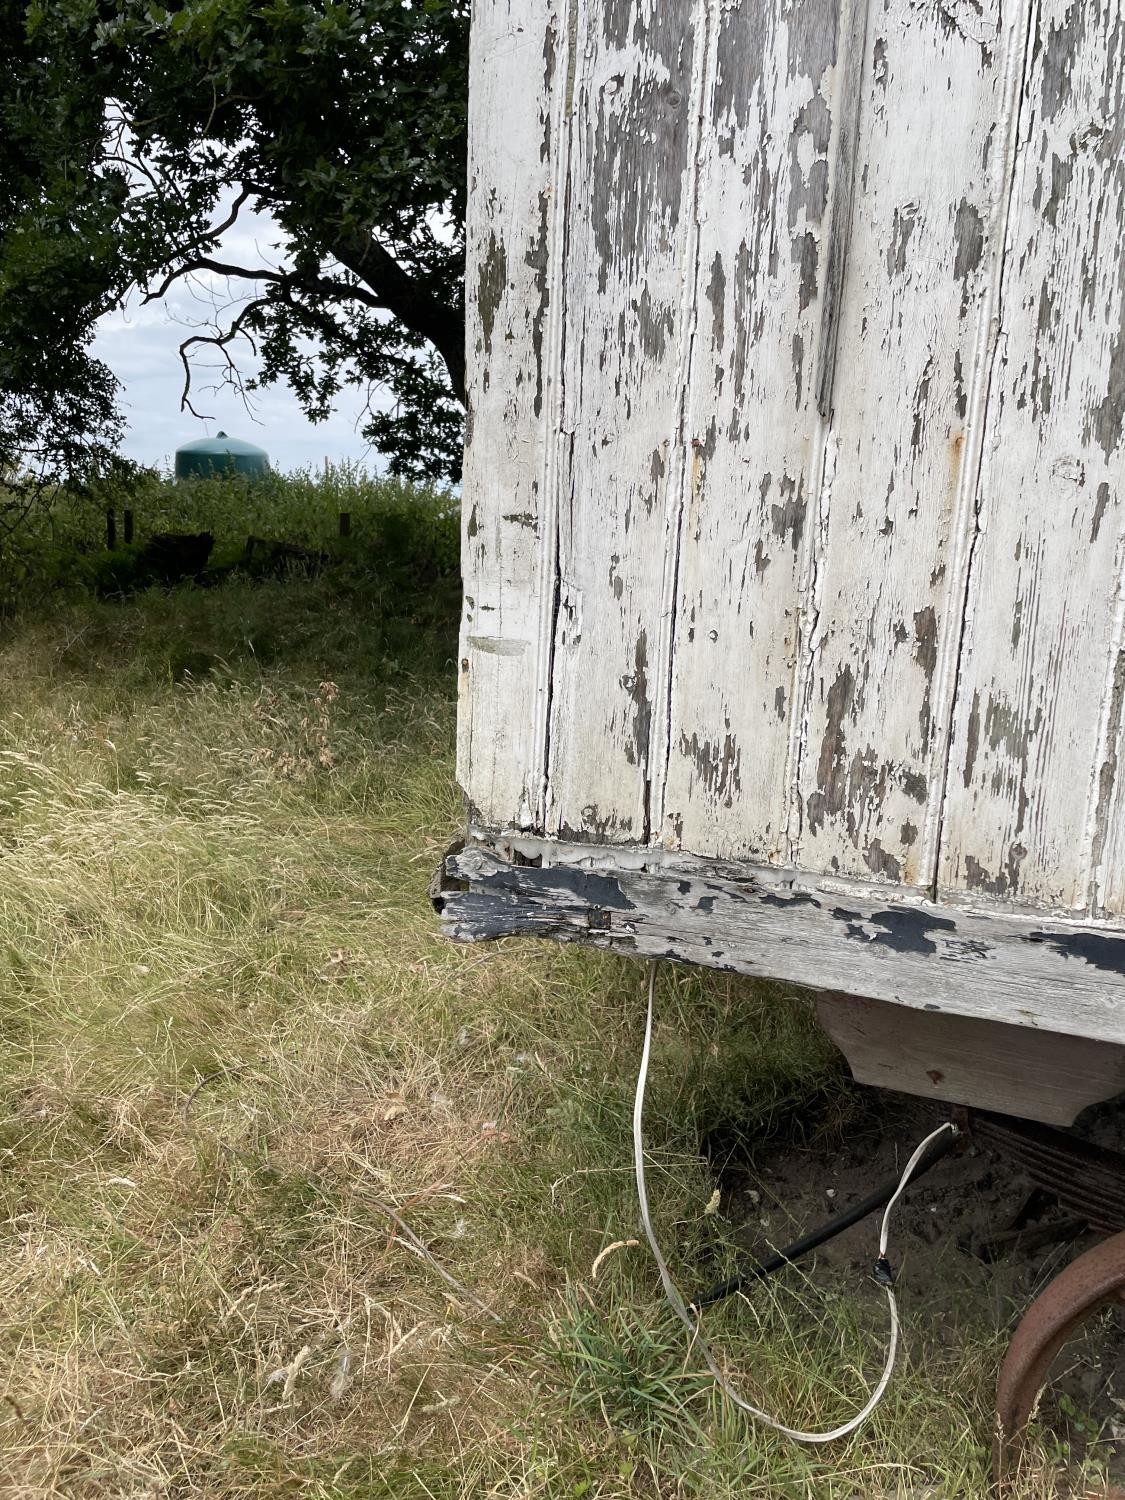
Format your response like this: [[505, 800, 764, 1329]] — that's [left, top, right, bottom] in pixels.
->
[[0, 0, 469, 482]]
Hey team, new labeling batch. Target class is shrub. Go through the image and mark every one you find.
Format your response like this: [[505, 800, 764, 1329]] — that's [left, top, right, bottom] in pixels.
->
[[0, 462, 459, 612]]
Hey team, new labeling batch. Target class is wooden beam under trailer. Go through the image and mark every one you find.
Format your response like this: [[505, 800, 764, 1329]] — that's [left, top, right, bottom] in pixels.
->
[[434, 838, 1125, 1124]]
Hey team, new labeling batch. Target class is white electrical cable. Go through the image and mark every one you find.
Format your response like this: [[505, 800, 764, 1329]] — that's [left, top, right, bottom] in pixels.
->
[[632, 963, 957, 1444]]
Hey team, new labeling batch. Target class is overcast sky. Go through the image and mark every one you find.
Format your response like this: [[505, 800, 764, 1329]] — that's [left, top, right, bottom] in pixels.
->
[[91, 203, 387, 474]]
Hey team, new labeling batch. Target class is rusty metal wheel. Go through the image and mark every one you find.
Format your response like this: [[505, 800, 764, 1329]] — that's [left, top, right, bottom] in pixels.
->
[[994, 1228, 1125, 1494]]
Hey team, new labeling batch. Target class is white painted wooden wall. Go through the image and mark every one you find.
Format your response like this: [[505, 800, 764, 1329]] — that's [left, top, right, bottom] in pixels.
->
[[459, 0, 1125, 922]]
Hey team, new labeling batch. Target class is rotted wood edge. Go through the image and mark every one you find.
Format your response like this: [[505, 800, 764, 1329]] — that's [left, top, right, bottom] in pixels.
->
[[432, 836, 1125, 1048]]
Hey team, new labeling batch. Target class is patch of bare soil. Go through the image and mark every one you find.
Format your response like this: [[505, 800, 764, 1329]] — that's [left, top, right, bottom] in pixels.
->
[[711, 1089, 1125, 1480]]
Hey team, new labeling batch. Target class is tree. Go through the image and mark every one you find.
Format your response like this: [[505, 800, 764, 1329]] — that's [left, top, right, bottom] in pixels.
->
[[0, 0, 469, 484]]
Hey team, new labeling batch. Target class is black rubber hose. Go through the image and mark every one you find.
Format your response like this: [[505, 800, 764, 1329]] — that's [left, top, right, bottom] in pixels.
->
[[691, 1123, 960, 1310]]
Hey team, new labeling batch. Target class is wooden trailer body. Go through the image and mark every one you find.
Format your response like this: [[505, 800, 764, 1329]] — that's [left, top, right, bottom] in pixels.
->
[[437, 0, 1125, 1125]]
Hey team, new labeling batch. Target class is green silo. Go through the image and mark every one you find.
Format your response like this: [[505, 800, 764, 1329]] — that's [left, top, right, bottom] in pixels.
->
[[175, 431, 270, 480]]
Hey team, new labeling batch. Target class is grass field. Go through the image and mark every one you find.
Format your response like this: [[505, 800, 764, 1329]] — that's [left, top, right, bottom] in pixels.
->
[[0, 497, 1108, 1497]]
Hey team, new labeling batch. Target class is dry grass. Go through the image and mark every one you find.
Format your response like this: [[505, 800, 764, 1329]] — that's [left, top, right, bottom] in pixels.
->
[[0, 569, 1109, 1498]]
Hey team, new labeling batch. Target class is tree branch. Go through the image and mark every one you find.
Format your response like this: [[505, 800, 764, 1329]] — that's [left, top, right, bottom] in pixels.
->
[[331, 229, 465, 404], [144, 254, 388, 316], [136, 181, 464, 407], [205, 186, 254, 246], [130, 184, 254, 303], [177, 297, 271, 419]]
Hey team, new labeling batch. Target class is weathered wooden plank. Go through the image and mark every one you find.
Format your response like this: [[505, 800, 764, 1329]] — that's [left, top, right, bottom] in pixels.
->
[[658, 0, 847, 861], [1100, 638, 1125, 912], [815, 992, 1125, 1124], [939, 0, 1125, 911], [792, 0, 1026, 887], [543, 0, 706, 844], [458, 0, 570, 829], [436, 837, 1125, 1047]]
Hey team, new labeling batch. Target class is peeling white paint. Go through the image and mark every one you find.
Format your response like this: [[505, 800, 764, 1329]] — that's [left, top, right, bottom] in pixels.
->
[[461, 0, 1125, 925], [939, 0, 1125, 912]]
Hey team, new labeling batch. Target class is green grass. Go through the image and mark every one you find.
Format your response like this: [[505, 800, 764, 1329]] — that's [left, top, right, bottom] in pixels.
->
[[0, 534, 1105, 1496], [0, 462, 458, 610]]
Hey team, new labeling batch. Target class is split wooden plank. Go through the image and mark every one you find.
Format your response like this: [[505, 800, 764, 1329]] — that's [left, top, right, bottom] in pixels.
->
[[792, 0, 1025, 887], [437, 838, 1125, 1048], [939, 0, 1125, 912], [658, 0, 848, 862], [458, 0, 569, 830], [543, 0, 706, 844]]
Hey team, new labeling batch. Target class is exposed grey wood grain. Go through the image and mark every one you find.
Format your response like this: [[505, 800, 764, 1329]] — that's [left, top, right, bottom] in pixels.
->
[[1101, 646, 1125, 912], [939, 0, 1125, 912], [793, 0, 1023, 887], [812, 0, 868, 420], [659, 0, 845, 862], [543, 0, 706, 844], [459, 0, 570, 828], [437, 838, 1125, 1047]]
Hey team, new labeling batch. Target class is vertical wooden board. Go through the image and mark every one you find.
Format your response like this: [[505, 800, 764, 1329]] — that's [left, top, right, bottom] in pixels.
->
[[543, 0, 704, 843], [940, 0, 1125, 912], [1100, 632, 1125, 913], [658, 0, 847, 862], [1071, 10, 1125, 920], [792, 0, 1019, 886], [458, 0, 568, 830]]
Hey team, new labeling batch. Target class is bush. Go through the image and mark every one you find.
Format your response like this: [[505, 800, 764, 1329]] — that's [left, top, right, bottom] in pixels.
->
[[0, 462, 459, 612]]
